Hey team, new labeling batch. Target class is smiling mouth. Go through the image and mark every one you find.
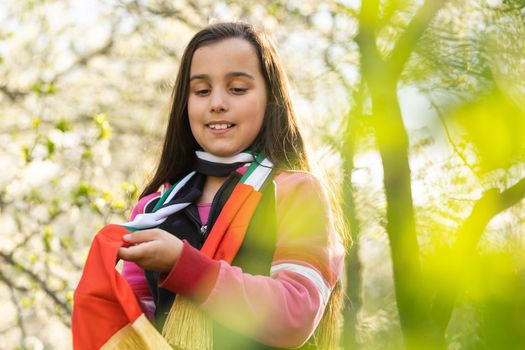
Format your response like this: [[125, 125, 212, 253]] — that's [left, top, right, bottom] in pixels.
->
[[207, 123, 235, 130]]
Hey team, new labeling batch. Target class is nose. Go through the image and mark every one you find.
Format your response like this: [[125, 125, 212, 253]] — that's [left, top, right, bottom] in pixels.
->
[[209, 89, 228, 113]]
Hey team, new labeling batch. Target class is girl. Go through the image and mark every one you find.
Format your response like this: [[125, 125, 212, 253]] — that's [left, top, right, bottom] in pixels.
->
[[118, 22, 345, 349]]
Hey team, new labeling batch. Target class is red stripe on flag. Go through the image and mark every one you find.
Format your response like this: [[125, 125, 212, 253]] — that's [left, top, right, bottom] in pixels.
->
[[73, 225, 143, 350]]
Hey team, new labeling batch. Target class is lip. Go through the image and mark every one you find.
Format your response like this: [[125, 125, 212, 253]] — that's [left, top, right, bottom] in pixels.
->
[[206, 120, 234, 125], [206, 120, 235, 134], [208, 127, 233, 135]]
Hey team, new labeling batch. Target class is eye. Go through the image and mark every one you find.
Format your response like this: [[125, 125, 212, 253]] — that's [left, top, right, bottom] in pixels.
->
[[194, 89, 210, 96], [230, 87, 248, 94]]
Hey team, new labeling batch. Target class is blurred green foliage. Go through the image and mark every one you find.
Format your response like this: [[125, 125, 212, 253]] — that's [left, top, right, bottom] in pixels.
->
[[452, 90, 525, 172]]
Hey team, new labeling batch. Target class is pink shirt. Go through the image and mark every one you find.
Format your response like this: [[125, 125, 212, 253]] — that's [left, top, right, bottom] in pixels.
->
[[197, 203, 212, 224]]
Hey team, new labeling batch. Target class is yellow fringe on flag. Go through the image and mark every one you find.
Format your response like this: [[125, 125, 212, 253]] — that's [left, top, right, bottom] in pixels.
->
[[162, 295, 213, 350], [101, 314, 172, 350]]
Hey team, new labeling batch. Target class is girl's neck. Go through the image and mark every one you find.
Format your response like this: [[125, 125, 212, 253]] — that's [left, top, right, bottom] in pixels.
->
[[199, 175, 228, 204]]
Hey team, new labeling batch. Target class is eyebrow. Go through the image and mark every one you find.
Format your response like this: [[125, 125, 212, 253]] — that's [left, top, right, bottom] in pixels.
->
[[189, 71, 255, 82]]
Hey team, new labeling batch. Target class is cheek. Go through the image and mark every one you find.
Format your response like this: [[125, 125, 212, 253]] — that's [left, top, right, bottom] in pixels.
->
[[249, 108, 265, 141], [187, 98, 203, 127], [187, 97, 197, 119]]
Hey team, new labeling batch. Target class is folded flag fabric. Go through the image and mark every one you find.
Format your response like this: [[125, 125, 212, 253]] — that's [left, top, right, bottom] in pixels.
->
[[72, 224, 171, 350]]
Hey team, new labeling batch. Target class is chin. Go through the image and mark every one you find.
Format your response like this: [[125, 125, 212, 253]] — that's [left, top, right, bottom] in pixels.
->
[[205, 148, 241, 157]]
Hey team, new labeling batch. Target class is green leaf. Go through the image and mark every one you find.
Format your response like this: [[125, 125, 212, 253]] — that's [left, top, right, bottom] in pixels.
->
[[73, 183, 96, 204], [55, 118, 72, 132], [22, 145, 32, 163], [42, 226, 53, 252], [60, 236, 73, 250], [32, 117, 41, 129], [81, 148, 93, 160], [21, 296, 31, 308], [48, 197, 60, 218], [111, 199, 126, 211], [46, 139, 55, 157], [452, 89, 525, 172], [93, 113, 112, 140], [48, 205, 59, 219], [32, 81, 57, 96]]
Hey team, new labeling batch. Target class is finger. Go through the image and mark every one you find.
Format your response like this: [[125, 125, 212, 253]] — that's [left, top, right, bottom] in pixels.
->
[[118, 241, 155, 262], [117, 246, 131, 261], [122, 229, 161, 244]]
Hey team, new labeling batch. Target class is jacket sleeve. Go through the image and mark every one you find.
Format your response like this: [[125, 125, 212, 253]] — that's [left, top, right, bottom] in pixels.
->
[[121, 192, 161, 320], [158, 172, 345, 348]]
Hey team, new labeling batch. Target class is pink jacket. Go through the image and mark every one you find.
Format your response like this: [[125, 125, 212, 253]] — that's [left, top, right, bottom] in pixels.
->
[[122, 171, 345, 348]]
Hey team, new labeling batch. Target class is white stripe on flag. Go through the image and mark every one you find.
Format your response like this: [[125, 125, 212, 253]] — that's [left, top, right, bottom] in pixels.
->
[[243, 158, 273, 191], [163, 171, 196, 204]]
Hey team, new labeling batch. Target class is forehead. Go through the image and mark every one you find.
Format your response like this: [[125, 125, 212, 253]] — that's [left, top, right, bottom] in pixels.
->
[[190, 38, 261, 76]]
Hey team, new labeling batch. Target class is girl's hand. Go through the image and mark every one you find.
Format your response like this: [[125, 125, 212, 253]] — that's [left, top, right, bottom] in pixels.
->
[[118, 228, 183, 273]]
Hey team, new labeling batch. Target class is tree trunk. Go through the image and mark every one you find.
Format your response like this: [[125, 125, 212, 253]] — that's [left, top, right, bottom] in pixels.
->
[[342, 106, 363, 349], [368, 77, 444, 349], [356, 1, 450, 347]]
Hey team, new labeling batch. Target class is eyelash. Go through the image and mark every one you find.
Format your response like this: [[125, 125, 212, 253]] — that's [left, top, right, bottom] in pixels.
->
[[193, 87, 248, 96], [231, 87, 247, 94], [194, 89, 210, 96]]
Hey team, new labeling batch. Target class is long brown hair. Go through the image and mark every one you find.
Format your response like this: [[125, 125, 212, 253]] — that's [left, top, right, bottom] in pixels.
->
[[141, 22, 308, 198]]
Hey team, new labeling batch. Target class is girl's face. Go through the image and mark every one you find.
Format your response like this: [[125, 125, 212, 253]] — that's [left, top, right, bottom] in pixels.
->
[[187, 38, 267, 157]]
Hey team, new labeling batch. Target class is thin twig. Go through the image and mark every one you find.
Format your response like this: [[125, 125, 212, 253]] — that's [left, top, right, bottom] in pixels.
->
[[428, 96, 479, 178], [0, 252, 71, 316], [0, 271, 27, 341]]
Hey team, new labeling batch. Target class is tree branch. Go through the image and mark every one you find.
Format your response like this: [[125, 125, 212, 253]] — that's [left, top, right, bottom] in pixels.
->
[[322, 40, 352, 93], [0, 270, 30, 293], [334, 2, 359, 19], [53, 25, 116, 83], [0, 251, 72, 317], [0, 271, 27, 340], [428, 97, 480, 178], [457, 177, 525, 253], [0, 22, 116, 102], [0, 85, 29, 101], [432, 176, 525, 331], [356, 0, 381, 64], [389, 0, 447, 77]]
